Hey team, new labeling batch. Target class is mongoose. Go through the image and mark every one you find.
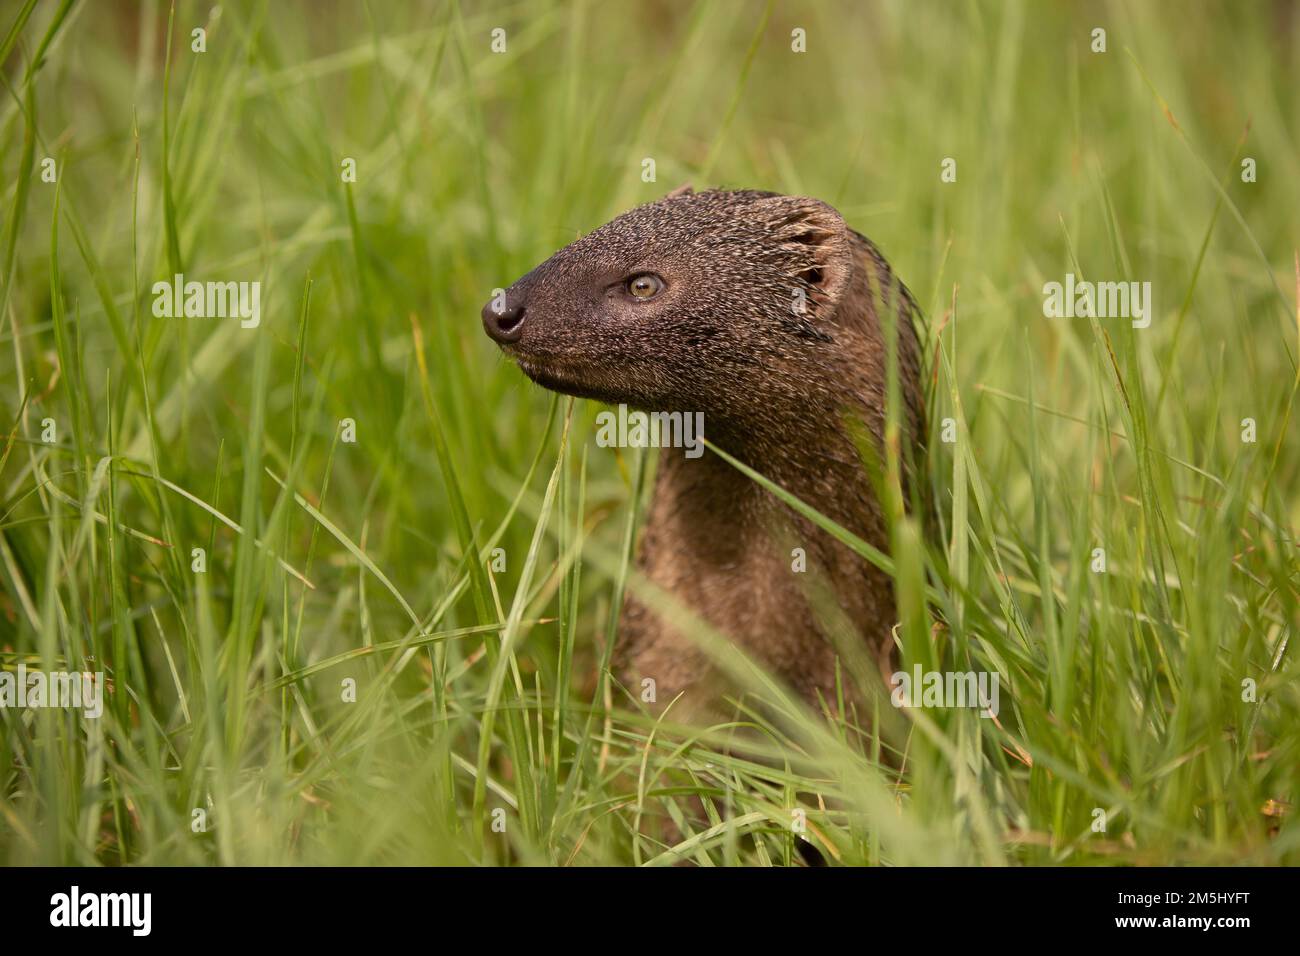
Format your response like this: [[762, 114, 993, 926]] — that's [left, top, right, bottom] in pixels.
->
[[482, 188, 925, 713]]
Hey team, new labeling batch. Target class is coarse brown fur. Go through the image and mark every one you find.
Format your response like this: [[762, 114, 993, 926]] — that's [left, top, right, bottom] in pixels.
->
[[483, 188, 925, 715]]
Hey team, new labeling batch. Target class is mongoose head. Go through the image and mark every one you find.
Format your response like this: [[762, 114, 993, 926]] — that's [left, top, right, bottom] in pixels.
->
[[482, 188, 869, 424]]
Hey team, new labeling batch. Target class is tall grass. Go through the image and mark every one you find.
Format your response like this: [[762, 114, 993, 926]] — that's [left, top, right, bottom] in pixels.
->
[[0, 0, 1296, 865]]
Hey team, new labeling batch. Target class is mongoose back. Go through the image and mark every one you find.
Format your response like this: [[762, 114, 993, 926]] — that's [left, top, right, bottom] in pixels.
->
[[482, 187, 925, 712]]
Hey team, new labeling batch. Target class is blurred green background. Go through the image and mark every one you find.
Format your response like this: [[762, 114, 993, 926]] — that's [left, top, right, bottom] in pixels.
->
[[0, 0, 1296, 865]]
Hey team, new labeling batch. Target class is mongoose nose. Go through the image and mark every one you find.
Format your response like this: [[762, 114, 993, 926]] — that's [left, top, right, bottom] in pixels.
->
[[482, 294, 526, 344]]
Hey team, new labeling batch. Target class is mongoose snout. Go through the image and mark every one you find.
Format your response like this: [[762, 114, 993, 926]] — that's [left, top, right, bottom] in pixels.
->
[[481, 295, 526, 343], [483, 187, 925, 712]]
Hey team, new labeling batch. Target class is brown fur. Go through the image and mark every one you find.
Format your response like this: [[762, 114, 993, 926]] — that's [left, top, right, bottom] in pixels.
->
[[483, 188, 925, 713]]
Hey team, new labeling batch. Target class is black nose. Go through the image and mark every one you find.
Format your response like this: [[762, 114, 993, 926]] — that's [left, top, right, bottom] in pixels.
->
[[482, 292, 526, 344]]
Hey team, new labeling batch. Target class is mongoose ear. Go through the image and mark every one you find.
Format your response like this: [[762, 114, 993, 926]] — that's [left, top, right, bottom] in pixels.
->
[[760, 197, 853, 317]]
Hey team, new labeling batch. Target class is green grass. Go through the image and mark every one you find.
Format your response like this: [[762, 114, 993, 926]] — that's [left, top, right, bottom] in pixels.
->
[[1, 0, 1297, 866]]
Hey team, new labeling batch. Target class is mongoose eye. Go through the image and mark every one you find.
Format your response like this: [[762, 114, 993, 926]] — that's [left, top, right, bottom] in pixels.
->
[[625, 273, 664, 299]]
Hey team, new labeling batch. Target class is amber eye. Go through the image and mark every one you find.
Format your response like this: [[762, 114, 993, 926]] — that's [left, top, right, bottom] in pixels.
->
[[626, 273, 664, 299]]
